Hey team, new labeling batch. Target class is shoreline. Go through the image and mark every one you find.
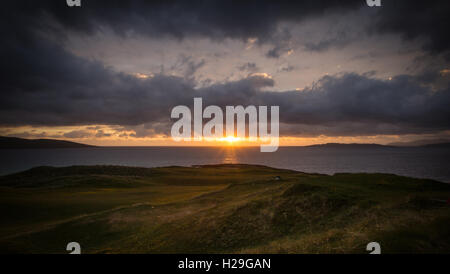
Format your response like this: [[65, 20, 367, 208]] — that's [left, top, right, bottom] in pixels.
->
[[1, 163, 449, 184]]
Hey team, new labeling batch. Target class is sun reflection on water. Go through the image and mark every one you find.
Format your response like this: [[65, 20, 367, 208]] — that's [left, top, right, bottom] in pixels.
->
[[222, 147, 238, 164]]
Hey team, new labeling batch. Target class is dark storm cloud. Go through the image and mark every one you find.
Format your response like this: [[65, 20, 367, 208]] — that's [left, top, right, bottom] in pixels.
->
[[266, 45, 290, 59], [7, 0, 361, 41], [271, 74, 450, 136], [4, 1, 450, 56], [5, 0, 450, 59], [372, 0, 450, 57], [296, 1, 450, 56], [0, 14, 196, 127], [198, 73, 450, 136]]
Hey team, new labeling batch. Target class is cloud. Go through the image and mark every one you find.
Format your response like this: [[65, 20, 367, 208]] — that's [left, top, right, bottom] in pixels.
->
[[63, 130, 94, 139], [170, 54, 206, 79], [303, 30, 351, 52], [238, 62, 259, 73], [14, 1, 361, 40], [265, 27, 294, 58], [272, 73, 450, 130], [266, 45, 292, 59], [95, 130, 112, 138], [4, 1, 364, 61], [277, 64, 296, 73], [5, 1, 450, 60], [5, 0, 450, 60], [372, 1, 450, 58]]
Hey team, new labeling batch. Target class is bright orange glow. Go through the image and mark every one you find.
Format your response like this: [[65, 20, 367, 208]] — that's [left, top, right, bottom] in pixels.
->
[[218, 136, 241, 144]]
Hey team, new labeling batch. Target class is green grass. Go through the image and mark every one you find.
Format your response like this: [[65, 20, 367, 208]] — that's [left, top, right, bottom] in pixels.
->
[[0, 164, 449, 254]]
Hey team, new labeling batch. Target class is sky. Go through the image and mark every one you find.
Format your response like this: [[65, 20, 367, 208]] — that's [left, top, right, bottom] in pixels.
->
[[1, 0, 450, 146]]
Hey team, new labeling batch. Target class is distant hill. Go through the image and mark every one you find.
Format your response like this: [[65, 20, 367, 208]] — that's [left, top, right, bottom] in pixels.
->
[[306, 142, 450, 149], [388, 139, 450, 147], [0, 136, 93, 149], [305, 143, 392, 149], [420, 142, 450, 148]]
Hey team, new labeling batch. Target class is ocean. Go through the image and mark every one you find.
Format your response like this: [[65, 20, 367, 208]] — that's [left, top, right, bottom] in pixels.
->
[[0, 146, 449, 182]]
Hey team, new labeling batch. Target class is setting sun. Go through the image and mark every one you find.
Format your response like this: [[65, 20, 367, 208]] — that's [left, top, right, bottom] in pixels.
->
[[219, 136, 241, 143]]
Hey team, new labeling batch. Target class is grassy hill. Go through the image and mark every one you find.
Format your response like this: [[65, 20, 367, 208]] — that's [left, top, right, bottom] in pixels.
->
[[0, 164, 449, 254], [0, 136, 93, 149]]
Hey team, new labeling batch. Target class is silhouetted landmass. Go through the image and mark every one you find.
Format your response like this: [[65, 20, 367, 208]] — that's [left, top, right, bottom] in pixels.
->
[[421, 143, 450, 148], [388, 139, 450, 147], [0, 136, 93, 149], [305, 142, 450, 148], [305, 143, 393, 149]]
